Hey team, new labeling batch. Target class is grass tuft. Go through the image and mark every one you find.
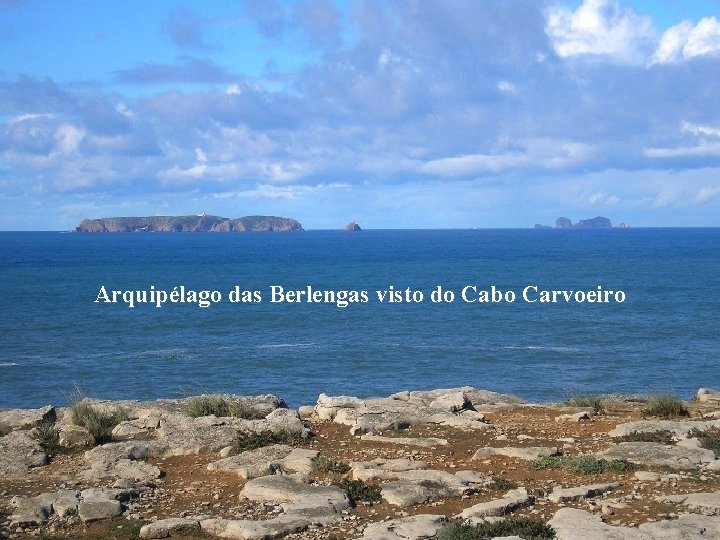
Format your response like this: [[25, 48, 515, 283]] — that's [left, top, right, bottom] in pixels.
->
[[531, 455, 631, 474], [487, 476, 518, 491], [234, 428, 302, 453], [0, 425, 10, 438], [438, 517, 555, 540], [71, 402, 128, 445], [312, 454, 351, 474], [566, 395, 604, 414], [613, 430, 675, 444], [32, 420, 64, 456], [643, 395, 690, 419], [333, 479, 382, 505], [185, 395, 266, 419]]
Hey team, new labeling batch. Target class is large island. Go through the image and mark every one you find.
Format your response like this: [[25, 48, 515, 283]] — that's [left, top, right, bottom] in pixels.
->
[[75, 214, 304, 233]]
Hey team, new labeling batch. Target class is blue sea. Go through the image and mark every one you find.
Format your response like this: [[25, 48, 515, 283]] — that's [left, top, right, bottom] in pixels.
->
[[1, 229, 718, 409]]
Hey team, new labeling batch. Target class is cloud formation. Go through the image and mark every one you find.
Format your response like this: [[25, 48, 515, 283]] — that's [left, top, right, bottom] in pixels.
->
[[1, 0, 720, 228]]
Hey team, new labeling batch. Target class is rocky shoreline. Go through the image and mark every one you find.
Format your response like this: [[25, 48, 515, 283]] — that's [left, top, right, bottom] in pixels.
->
[[1, 387, 720, 539]]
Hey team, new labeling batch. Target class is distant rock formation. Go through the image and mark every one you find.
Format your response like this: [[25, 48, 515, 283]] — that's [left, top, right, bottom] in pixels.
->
[[75, 215, 304, 233], [552, 216, 613, 229], [533, 224, 552, 229], [344, 222, 362, 232]]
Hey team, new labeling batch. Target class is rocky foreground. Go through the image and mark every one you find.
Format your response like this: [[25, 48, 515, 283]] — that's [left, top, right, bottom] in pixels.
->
[[2, 387, 720, 539]]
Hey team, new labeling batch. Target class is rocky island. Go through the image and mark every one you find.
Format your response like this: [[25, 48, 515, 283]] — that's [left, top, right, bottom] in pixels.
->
[[2, 387, 720, 539], [344, 222, 362, 232], [535, 217, 613, 229], [74, 215, 304, 233]]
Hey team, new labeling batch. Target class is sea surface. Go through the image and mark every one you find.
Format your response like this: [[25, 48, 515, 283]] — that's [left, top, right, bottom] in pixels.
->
[[1, 229, 718, 409]]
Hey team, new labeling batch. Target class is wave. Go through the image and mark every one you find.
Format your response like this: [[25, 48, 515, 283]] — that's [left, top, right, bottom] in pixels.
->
[[504, 346, 580, 353], [0, 362, 18, 367], [257, 343, 317, 349]]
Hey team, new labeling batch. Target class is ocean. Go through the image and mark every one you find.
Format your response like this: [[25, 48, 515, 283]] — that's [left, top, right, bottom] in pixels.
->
[[1, 229, 718, 409]]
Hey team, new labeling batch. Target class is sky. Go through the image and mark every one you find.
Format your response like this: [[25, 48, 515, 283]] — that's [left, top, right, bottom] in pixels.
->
[[1, 0, 720, 230]]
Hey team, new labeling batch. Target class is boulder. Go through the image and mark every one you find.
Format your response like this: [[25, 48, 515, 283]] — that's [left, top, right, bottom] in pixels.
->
[[0, 429, 48, 478], [657, 491, 720, 514], [7, 494, 54, 525], [207, 445, 318, 479], [697, 388, 720, 403]]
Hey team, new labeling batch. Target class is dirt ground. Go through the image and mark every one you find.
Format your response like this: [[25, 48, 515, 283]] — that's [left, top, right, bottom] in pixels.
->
[[1, 399, 719, 539]]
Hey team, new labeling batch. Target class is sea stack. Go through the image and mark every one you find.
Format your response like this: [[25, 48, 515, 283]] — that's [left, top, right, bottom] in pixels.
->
[[344, 222, 362, 232]]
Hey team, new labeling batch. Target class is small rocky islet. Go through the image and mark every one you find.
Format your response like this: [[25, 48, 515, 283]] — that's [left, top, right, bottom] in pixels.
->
[[1, 387, 720, 539]]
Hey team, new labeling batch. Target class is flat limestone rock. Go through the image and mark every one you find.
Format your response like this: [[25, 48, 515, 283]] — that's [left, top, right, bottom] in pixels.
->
[[8, 493, 55, 525], [240, 474, 350, 513], [657, 491, 720, 514], [317, 388, 497, 435], [598, 442, 716, 470], [140, 518, 201, 539], [548, 482, 620, 503], [550, 507, 720, 540], [360, 435, 449, 447], [362, 514, 445, 539], [207, 444, 293, 478], [207, 445, 318, 479], [472, 446, 559, 461], [81, 442, 160, 483], [608, 419, 720, 439], [382, 479, 459, 507], [0, 405, 56, 430], [458, 488, 533, 519], [0, 429, 48, 478], [201, 510, 340, 540]]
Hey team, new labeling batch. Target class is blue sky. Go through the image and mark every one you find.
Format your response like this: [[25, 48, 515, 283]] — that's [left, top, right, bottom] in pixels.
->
[[1, 0, 720, 230]]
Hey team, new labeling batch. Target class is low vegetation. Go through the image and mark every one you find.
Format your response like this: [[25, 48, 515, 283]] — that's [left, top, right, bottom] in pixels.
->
[[31, 420, 64, 456], [333, 479, 382, 505], [613, 430, 675, 444], [184, 395, 265, 420], [311, 454, 351, 474], [487, 476, 518, 491], [643, 395, 690, 419], [531, 455, 631, 475], [71, 402, 128, 445], [234, 428, 302, 453], [566, 395, 604, 414], [689, 427, 720, 457], [438, 517, 555, 540], [0, 424, 10, 437]]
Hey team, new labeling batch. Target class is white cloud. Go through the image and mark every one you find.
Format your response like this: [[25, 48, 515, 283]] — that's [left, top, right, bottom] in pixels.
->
[[654, 17, 720, 63], [497, 80, 518, 94], [696, 186, 720, 203], [545, 0, 655, 63], [420, 139, 594, 177]]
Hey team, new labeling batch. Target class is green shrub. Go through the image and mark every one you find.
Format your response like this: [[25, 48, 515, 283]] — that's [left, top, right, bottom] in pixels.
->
[[487, 476, 518, 491], [689, 428, 720, 457], [71, 402, 128, 445], [234, 428, 302, 453], [566, 395, 604, 413], [334, 479, 382, 505], [438, 517, 555, 540], [312, 455, 351, 474], [613, 430, 675, 444], [185, 395, 265, 419], [32, 420, 64, 456], [643, 395, 689, 419], [531, 455, 631, 474]]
